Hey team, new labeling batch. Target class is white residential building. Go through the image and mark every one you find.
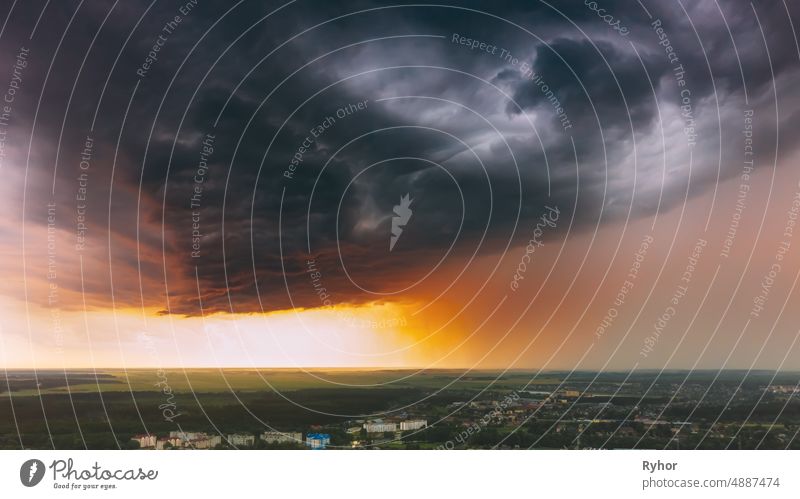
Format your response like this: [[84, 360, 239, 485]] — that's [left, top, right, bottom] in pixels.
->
[[363, 422, 397, 433], [131, 434, 156, 448], [400, 420, 427, 431], [261, 431, 303, 445], [190, 435, 222, 449], [169, 430, 204, 442], [228, 433, 256, 447]]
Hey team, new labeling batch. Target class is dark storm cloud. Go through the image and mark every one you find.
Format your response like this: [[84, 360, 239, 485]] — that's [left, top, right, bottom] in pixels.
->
[[2, 0, 799, 314], [500, 38, 669, 130]]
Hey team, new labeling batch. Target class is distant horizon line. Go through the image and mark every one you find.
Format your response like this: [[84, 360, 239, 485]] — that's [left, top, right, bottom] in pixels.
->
[[1, 367, 798, 373]]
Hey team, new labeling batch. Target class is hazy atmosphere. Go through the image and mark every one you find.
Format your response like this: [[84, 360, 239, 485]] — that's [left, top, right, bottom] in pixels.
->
[[1, 0, 800, 372]]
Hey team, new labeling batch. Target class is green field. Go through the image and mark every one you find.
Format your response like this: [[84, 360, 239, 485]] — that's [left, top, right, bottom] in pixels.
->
[[2, 369, 799, 449], [1, 369, 561, 396]]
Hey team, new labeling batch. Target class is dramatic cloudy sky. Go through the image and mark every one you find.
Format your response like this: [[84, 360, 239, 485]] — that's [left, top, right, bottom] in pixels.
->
[[2, 0, 800, 370]]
